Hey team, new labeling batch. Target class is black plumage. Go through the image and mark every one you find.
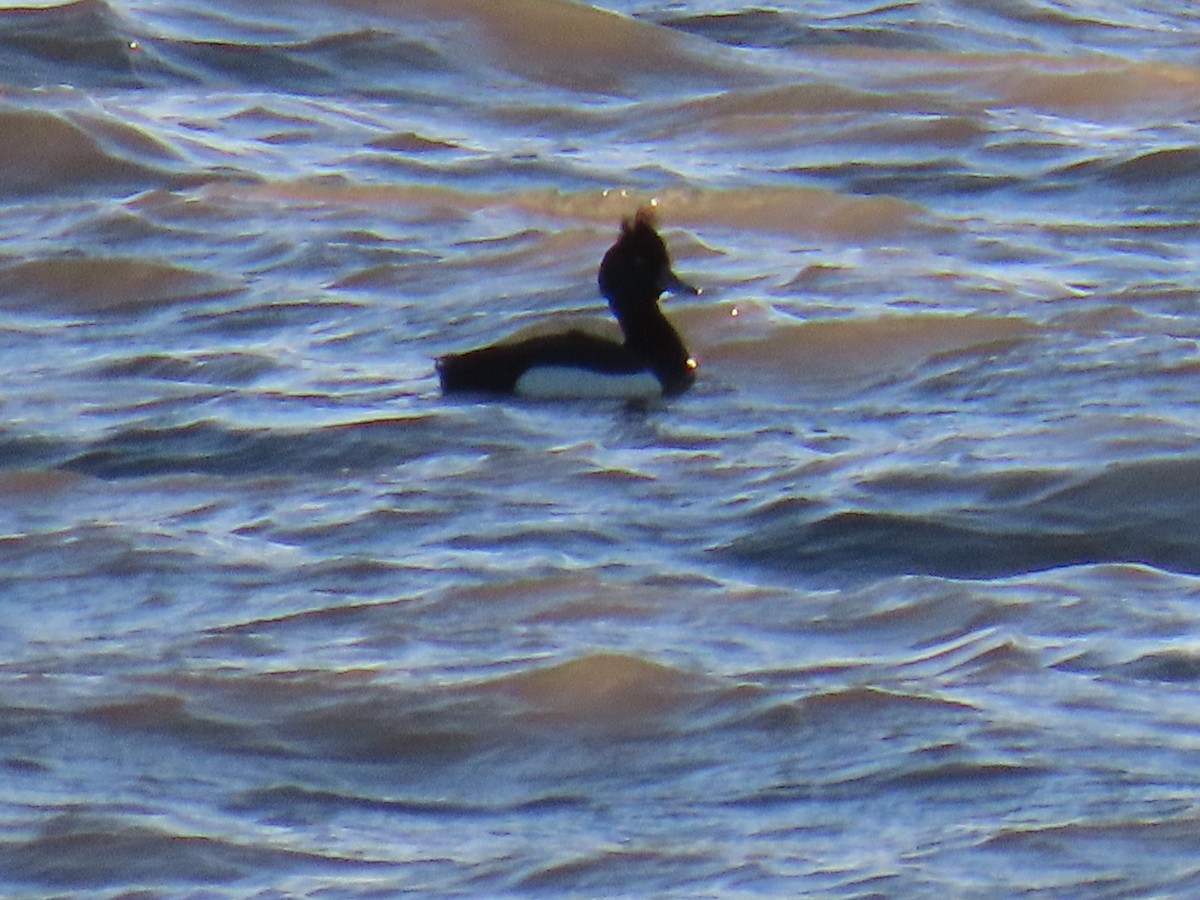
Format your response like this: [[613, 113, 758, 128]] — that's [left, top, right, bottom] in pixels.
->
[[437, 208, 698, 398]]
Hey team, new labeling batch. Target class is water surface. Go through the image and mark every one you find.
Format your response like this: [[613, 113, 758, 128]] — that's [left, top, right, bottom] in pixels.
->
[[3, 0, 1200, 896]]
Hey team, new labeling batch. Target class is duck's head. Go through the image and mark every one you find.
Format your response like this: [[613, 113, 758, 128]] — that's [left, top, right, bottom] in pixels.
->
[[598, 207, 697, 313]]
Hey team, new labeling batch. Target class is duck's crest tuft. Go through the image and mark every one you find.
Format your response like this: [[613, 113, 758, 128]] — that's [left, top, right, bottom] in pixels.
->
[[623, 205, 659, 235]]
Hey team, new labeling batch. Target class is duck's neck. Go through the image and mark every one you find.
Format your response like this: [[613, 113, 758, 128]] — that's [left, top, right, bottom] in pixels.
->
[[614, 299, 693, 391]]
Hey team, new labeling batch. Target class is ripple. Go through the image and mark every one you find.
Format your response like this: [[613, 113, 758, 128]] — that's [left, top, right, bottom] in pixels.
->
[[0, 812, 394, 888], [0, 256, 236, 316], [0, 108, 171, 195], [62, 416, 443, 479]]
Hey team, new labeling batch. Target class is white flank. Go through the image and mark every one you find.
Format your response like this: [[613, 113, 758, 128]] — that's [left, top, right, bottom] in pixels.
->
[[515, 366, 663, 400]]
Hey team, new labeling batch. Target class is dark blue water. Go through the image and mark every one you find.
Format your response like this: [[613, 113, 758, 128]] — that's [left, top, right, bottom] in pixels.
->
[[3, 0, 1200, 896]]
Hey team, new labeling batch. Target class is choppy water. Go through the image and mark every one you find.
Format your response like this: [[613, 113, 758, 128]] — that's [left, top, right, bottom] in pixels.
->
[[3, 0, 1200, 896]]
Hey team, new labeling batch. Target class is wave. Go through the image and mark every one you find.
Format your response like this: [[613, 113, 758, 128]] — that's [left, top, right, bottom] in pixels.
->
[[228, 783, 584, 818], [154, 28, 455, 99], [0, 433, 71, 473], [981, 815, 1200, 855], [72, 653, 722, 768], [480, 652, 708, 727], [0, 0, 450, 94], [94, 351, 279, 385], [0, 0, 748, 98], [0, 0, 146, 89], [315, 0, 747, 93], [61, 416, 443, 479], [0, 107, 173, 195], [727, 509, 1077, 580], [662, 2, 1200, 59], [724, 455, 1200, 580], [1051, 147, 1200, 203], [6, 0, 1197, 129], [0, 812, 392, 888], [661, 7, 942, 52], [0, 255, 236, 315], [517, 847, 717, 894], [981, 57, 1200, 117], [878, 52, 1200, 119], [1118, 651, 1200, 684]]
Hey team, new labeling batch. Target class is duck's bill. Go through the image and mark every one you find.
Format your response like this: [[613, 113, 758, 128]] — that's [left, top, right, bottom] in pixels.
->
[[661, 270, 700, 296]]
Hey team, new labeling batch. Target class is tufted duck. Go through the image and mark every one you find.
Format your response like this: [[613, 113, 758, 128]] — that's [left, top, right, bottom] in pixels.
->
[[436, 208, 698, 399]]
